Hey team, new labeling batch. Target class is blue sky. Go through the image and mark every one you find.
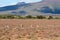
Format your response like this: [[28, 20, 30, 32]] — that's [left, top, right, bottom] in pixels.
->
[[0, 0, 41, 7]]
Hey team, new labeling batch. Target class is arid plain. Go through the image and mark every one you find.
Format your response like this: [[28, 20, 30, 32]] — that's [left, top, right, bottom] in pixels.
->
[[0, 19, 60, 40]]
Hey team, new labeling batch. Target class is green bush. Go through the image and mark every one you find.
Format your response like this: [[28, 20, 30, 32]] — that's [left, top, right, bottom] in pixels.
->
[[36, 15, 46, 19], [25, 15, 32, 19], [48, 16, 53, 19]]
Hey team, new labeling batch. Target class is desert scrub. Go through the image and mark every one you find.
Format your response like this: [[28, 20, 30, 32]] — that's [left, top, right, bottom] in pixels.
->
[[30, 33, 38, 40], [53, 34, 60, 37], [26, 35, 32, 39], [15, 35, 23, 39], [48, 16, 53, 19]]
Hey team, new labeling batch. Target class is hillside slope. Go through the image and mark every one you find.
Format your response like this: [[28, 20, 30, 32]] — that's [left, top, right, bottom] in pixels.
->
[[0, 0, 60, 16]]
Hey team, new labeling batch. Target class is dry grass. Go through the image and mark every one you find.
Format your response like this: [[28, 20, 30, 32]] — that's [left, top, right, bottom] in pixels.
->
[[0, 19, 60, 40]]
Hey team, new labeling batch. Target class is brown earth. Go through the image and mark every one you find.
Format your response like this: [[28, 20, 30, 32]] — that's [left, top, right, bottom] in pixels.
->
[[0, 19, 60, 40]]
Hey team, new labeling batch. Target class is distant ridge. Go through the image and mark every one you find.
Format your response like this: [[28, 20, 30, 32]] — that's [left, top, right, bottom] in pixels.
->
[[0, 0, 60, 16]]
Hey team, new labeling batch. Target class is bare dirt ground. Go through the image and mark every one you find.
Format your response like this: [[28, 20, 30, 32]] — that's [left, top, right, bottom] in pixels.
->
[[0, 19, 60, 40]]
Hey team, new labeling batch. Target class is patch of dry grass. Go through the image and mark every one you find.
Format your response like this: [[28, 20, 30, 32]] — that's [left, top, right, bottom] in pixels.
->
[[0, 19, 60, 40]]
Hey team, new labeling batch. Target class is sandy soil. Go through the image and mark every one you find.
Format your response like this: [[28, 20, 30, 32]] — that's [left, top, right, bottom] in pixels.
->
[[0, 19, 60, 40]]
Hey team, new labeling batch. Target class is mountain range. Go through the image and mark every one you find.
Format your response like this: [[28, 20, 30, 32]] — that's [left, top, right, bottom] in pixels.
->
[[0, 0, 60, 16]]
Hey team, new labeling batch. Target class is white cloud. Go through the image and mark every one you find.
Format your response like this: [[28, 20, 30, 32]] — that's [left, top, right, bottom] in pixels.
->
[[19, 0, 41, 3]]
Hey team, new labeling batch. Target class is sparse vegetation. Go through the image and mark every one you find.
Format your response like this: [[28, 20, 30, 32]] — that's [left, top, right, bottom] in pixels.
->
[[0, 15, 59, 19], [48, 16, 53, 19], [36, 15, 46, 19], [25, 15, 33, 19]]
